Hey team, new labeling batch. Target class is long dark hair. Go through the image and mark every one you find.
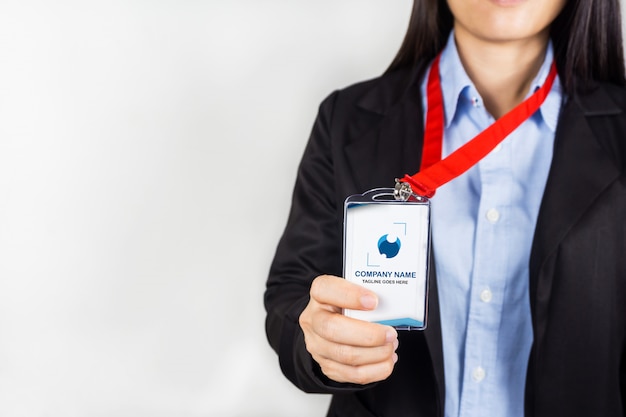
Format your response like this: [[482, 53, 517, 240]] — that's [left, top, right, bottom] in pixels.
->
[[387, 0, 626, 93]]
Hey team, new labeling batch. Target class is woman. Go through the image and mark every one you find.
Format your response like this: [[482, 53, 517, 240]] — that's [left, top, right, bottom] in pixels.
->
[[265, 0, 626, 416]]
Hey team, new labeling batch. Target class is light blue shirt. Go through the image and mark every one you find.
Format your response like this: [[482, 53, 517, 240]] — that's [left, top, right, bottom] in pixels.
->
[[424, 34, 563, 417]]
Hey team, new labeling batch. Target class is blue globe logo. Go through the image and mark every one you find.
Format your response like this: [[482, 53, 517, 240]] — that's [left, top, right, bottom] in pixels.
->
[[377, 234, 401, 258]]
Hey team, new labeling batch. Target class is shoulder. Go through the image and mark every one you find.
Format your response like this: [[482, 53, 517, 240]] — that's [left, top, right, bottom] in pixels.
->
[[337, 65, 421, 102], [317, 64, 425, 134]]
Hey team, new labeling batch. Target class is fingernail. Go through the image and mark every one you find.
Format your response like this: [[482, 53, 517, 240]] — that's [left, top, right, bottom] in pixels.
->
[[360, 294, 377, 309], [393, 338, 399, 350], [392, 353, 398, 364], [386, 329, 397, 344]]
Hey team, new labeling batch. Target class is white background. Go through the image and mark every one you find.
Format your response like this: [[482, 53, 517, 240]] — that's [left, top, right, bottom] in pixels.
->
[[0, 1, 411, 416]]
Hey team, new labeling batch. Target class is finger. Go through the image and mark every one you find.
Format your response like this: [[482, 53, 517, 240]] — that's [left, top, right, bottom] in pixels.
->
[[310, 275, 378, 311], [309, 307, 397, 347], [314, 336, 399, 367], [314, 353, 399, 385]]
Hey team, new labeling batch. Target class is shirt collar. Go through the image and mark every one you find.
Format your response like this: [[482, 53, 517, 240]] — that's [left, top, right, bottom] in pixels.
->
[[437, 32, 562, 132], [533, 43, 561, 132]]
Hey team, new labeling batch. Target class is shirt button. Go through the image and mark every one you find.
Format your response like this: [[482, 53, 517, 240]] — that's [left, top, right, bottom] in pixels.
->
[[471, 97, 481, 108], [472, 367, 486, 382], [493, 143, 503, 153], [480, 288, 493, 303], [486, 208, 500, 223]]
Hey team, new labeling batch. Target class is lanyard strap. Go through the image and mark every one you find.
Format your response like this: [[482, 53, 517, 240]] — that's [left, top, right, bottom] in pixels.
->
[[401, 55, 558, 198]]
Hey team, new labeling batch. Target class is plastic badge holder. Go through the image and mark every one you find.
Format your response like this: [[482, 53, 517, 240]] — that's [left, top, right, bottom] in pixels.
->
[[343, 188, 430, 330]]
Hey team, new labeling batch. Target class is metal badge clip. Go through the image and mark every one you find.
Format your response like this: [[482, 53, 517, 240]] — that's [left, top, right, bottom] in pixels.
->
[[394, 179, 413, 202]]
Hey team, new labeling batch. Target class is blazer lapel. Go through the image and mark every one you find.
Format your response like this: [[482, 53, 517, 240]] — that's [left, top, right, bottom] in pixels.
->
[[343, 66, 425, 192], [529, 84, 622, 342]]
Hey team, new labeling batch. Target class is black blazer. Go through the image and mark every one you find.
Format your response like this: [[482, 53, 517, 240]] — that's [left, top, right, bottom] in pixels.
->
[[265, 64, 626, 417]]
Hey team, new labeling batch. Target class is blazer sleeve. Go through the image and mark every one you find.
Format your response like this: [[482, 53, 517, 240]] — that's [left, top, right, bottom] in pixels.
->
[[264, 91, 373, 394]]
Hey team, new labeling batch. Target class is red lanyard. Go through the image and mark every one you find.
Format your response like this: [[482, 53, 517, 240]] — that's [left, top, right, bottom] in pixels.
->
[[401, 54, 558, 198]]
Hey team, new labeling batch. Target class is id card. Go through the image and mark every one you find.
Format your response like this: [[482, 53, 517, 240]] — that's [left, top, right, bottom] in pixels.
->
[[343, 188, 430, 330]]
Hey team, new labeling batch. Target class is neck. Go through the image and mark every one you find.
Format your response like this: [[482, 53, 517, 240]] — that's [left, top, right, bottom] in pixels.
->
[[454, 28, 550, 119]]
